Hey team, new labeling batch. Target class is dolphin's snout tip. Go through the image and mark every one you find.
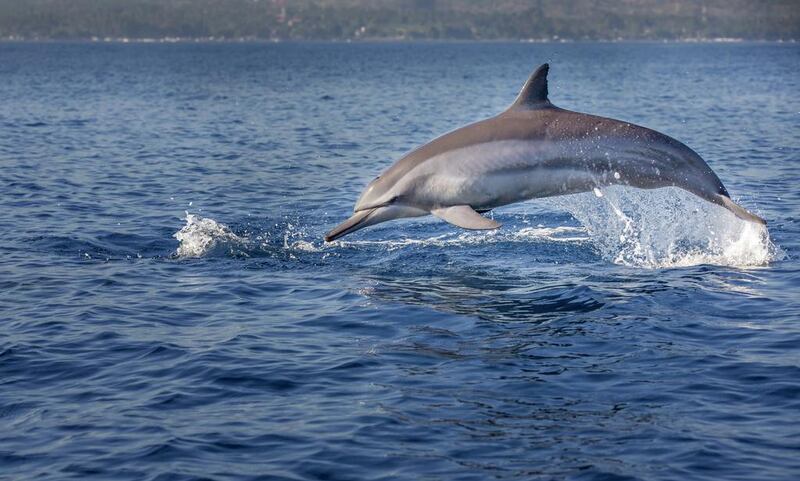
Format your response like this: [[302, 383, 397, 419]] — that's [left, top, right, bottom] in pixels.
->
[[324, 224, 349, 242], [324, 208, 376, 243]]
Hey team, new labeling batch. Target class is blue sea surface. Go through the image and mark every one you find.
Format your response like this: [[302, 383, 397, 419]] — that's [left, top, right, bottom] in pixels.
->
[[1, 41, 799, 480]]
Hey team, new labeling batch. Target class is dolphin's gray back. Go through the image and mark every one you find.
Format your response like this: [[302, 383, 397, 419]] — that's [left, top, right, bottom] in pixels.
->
[[383, 105, 729, 201]]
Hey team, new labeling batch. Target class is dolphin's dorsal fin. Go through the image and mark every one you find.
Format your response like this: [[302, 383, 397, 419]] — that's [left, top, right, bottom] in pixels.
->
[[509, 63, 551, 110]]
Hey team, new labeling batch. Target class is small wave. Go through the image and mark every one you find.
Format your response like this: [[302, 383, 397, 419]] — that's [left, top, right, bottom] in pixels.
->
[[550, 187, 780, 269], [328, 225, 589, 250]]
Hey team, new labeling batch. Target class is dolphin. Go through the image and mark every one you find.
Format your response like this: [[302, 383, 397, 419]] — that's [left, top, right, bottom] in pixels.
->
[[325, 64, 765, 242]]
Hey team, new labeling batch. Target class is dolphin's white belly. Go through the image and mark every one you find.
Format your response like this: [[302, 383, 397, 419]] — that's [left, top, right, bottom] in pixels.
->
[[413, 139, 640, 209]]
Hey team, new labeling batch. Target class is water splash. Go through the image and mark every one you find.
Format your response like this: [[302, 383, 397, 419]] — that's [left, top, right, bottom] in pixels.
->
[[550, 187, 779, 268], [173, 213, 246, 258], [173, 214, 328, 258]]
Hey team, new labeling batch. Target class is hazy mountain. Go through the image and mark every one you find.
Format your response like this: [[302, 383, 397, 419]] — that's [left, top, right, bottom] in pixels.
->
[[1, 0, 798, 40]]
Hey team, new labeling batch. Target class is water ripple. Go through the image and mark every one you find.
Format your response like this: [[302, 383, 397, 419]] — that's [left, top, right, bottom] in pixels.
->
[[1, 41, 798, 481]]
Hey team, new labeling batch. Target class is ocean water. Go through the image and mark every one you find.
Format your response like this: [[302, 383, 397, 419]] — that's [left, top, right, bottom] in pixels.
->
[[1, 41, 799, 481]]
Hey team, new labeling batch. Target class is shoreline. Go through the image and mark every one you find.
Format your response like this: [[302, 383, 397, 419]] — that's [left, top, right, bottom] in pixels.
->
[[0, 36, 797, 45]]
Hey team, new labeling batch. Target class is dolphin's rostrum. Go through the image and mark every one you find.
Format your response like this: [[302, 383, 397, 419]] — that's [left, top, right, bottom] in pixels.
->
[[325, 64, 765, 242]]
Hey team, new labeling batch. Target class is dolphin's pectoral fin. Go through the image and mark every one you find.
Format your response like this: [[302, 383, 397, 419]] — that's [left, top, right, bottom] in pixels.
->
[[432, 205, 502, 230]]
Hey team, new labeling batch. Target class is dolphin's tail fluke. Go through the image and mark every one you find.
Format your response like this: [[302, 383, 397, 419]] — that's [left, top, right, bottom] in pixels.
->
[[715, 195, 767, 225]]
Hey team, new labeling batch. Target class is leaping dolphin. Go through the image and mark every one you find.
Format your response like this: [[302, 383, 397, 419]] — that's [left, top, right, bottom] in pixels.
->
[[325, 64, 765, 242]]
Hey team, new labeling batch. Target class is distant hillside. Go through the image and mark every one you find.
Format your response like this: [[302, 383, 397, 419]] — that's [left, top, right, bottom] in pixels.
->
[[1, 0, 798, 41]]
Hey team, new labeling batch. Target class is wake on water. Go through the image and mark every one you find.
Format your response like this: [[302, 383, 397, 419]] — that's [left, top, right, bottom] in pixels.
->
[[173, 187, 779, 269]]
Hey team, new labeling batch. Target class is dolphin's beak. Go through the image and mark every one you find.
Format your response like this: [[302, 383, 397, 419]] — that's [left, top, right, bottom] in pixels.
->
[[324, 208, 378, 242], [325, 204, 429, 242]]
